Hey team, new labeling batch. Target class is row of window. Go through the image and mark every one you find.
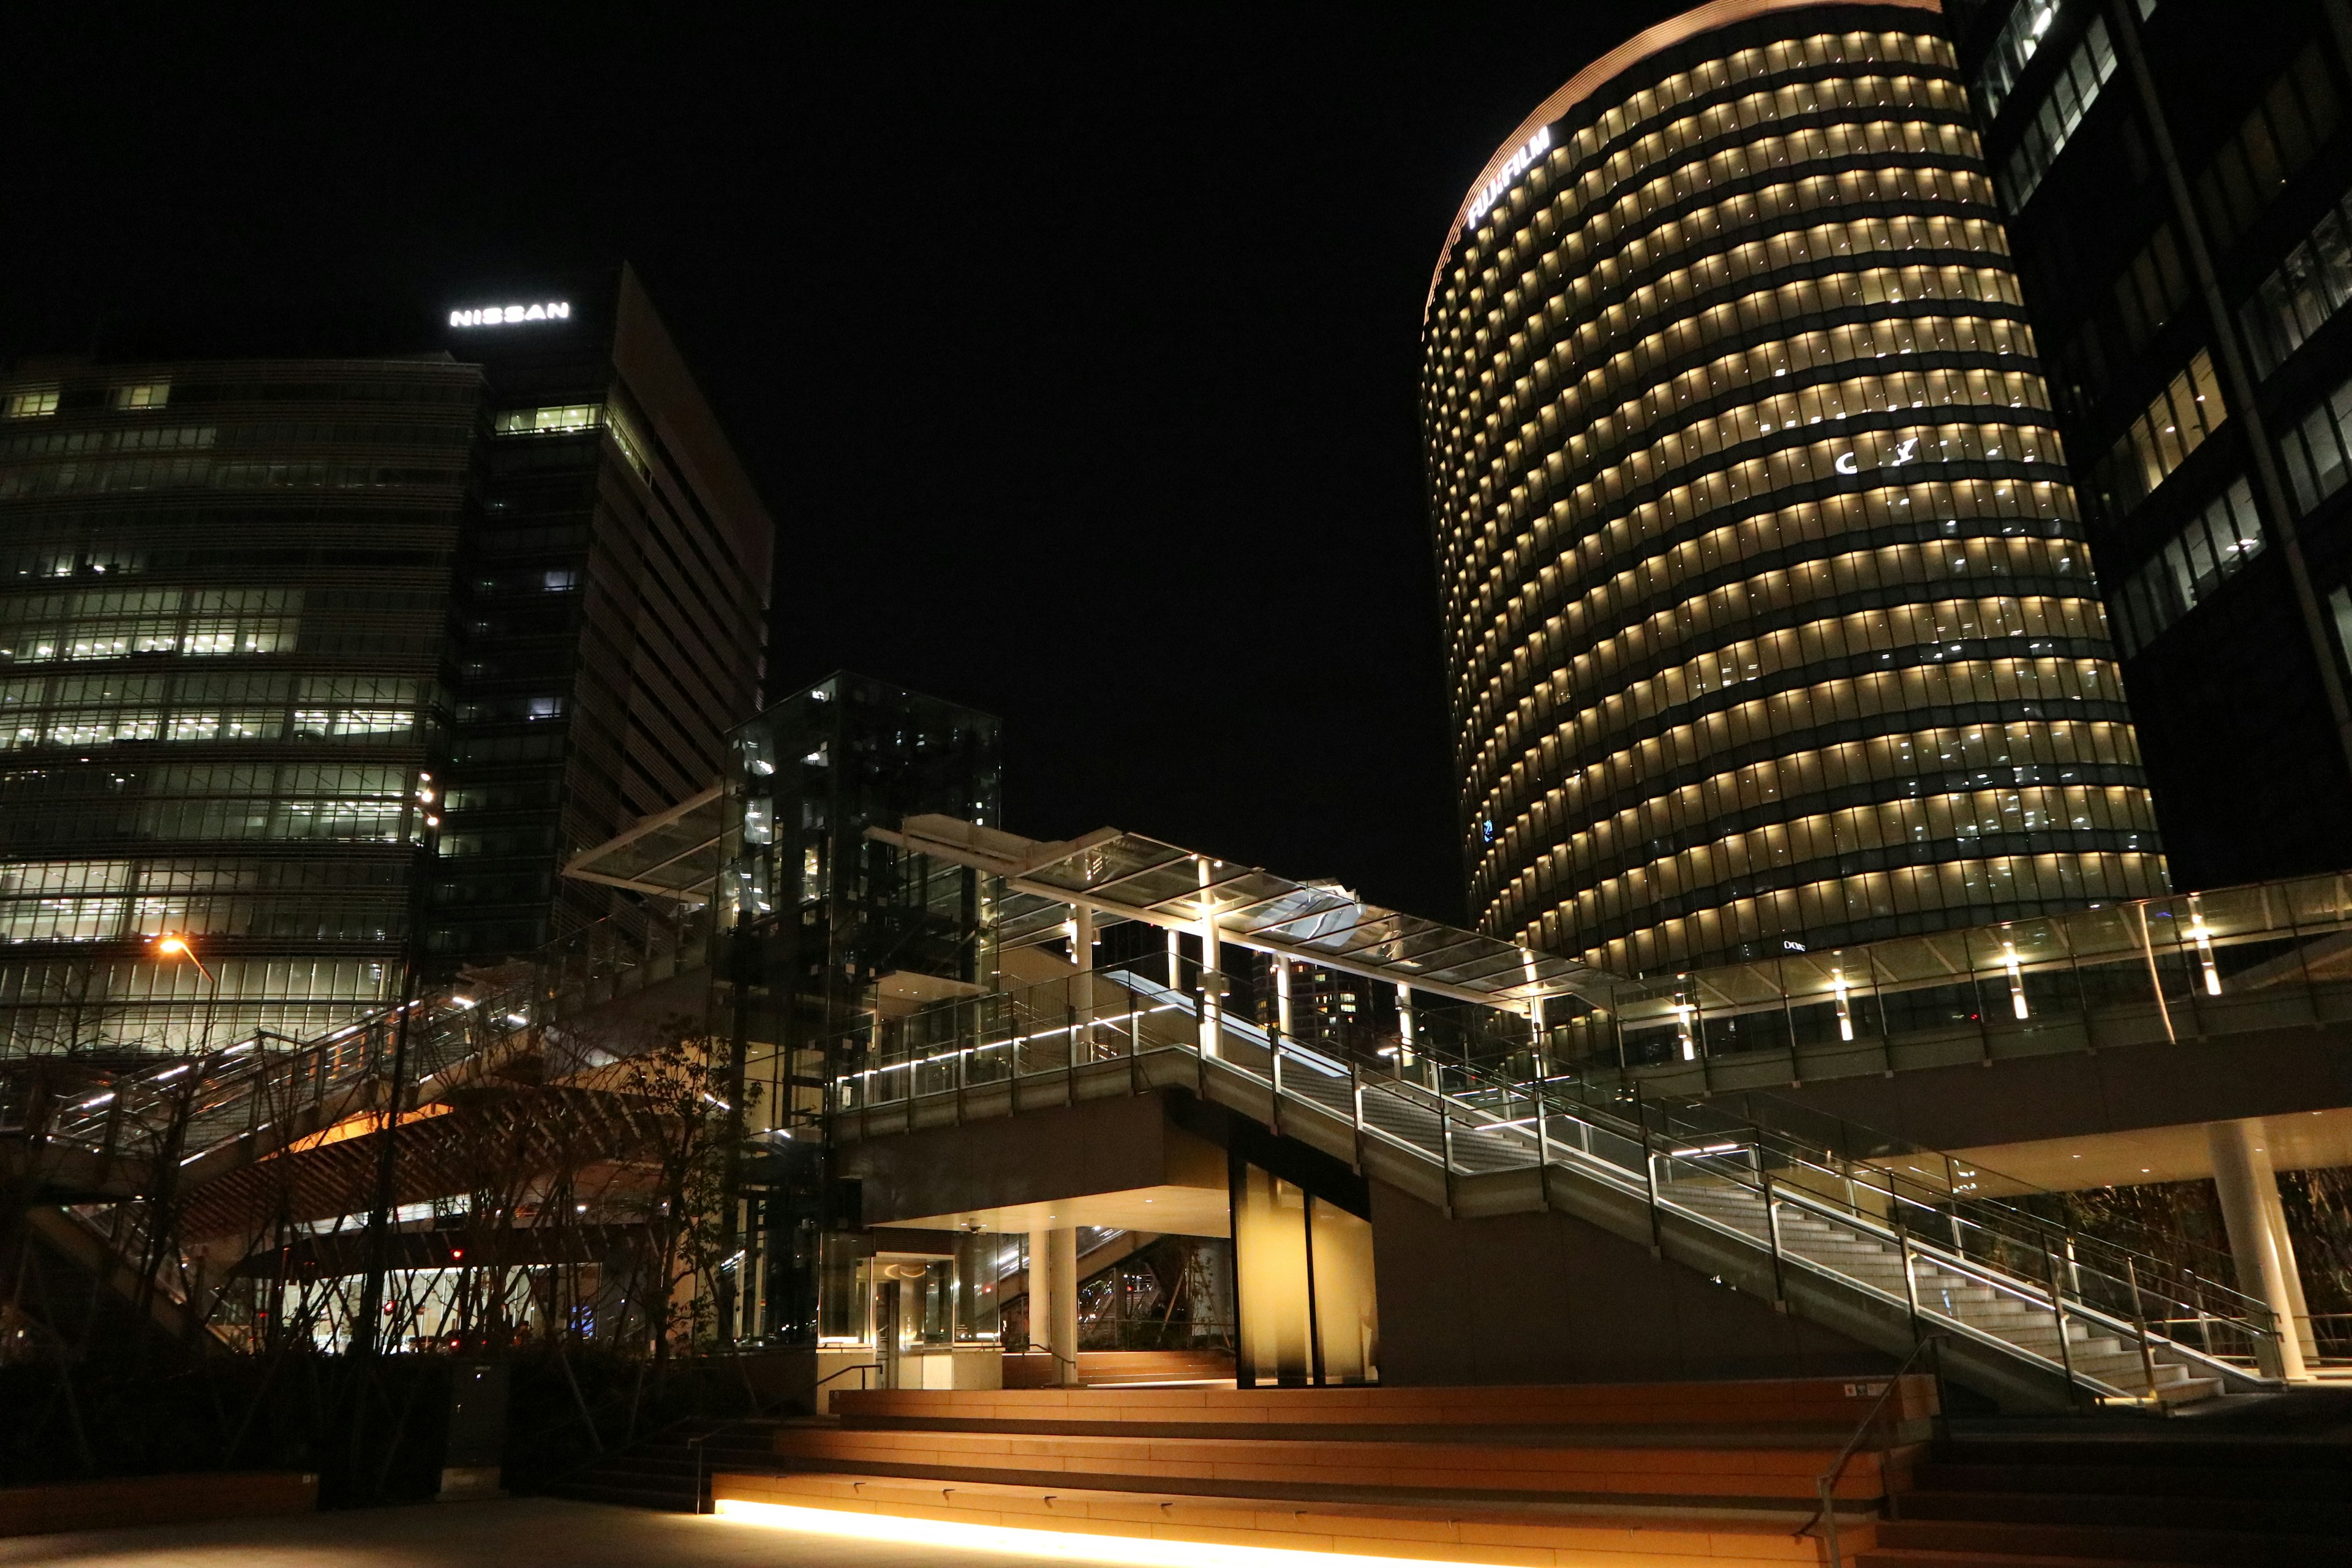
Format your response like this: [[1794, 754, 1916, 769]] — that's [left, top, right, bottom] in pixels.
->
[[1441, 317, 2043, 638], [1463, 43, 1959, 297], [137, 796, 415, 844], [2193, 43, 2340, 258], [1447, 156, 1994, 401], [1559, 365, 2049, 487], [1529, 783, 2155, 924], [0, 848, 409, 899], [0, 422, 216, 460], [1508, 531, 2086, 714], [1547, 731, 2145, 885], [1537, 415, 2060, 582], [0, 456, 464, 500], [1441, 261, 2030, 559], [0, 956, 394, 1003], [1431, 163, 2002, 453], [2093, 348, 2226, 516], [1527, 717, 2143, 867], [1470, 655, 2124, 902], [0, 707, 415, 751], [1, 670, 417, 709], [1519, 224, 2018, 447], [2240, 183, 2352, 379], [1551, 31, 1953, 187], [1455, 478, 2082, 751], [1537, 65, 1967, 242], [1449, 174, 2003, 435], [2278, 372, 2352, 515], [1, 380, 173, 420], [1513, 277, 2023, 478], [1523, 852, 2165, 974], [1540, 554, 2095, 726], [1996, 15, 2115, 211], [1973, 0, 2060, 121], [1523, 593, 2105, 782], [1567, 116, 1981, 273], [2105, 478, 2265, 657], [1532, 241, 2016, 407], [494, 404, 601, 437]]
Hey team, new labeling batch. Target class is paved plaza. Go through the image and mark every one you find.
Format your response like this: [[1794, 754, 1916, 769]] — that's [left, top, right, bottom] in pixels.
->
[[0, 1496, 1072, 1568]]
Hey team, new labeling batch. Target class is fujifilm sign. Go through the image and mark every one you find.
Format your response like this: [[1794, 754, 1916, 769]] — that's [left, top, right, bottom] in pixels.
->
[[449, 301, 571, 328]]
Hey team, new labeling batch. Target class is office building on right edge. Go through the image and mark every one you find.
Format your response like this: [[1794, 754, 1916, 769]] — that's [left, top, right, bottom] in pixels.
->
[[1959, 0, 2352, 888]]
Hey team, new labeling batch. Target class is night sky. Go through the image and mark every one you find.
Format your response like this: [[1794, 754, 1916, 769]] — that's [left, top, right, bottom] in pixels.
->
[[0, 6, 1685, 925]]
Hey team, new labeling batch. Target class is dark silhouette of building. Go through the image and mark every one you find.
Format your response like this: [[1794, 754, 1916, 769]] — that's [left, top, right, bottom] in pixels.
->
[[1954, 0, 2352, 891]]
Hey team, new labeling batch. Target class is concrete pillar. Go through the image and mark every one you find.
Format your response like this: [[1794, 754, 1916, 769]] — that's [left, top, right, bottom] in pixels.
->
[[2207, 1118, 2309, 1380], [1027, 1225, 1080, 1385]]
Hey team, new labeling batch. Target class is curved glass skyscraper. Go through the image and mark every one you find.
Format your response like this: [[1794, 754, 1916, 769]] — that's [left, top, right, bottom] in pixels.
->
[[1422, 0, 2166, 974]]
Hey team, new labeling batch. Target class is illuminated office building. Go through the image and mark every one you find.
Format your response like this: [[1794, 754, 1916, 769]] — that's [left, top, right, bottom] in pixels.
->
[[0, 265, 772, 1052], [1422, 0, 2166, 973], [1956, 0, 2352, 890]]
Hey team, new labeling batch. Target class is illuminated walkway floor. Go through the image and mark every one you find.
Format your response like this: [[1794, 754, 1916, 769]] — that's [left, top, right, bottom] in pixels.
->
[[0, 1495, 1069, 1568]]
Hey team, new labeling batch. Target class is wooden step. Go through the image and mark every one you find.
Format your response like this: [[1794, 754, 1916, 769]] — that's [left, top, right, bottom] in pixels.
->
[[1872, 1517, 2352, 1564], [1915, 1458, 2350, 1501], [715, 1469, 1869, 1566], [834, 1376, 1939, 1433], [767, 1423, 1915, 1504]]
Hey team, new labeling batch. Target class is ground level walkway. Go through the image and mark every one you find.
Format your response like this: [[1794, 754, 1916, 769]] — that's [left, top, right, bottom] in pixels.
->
[[0, 1494, 1063, 1568]]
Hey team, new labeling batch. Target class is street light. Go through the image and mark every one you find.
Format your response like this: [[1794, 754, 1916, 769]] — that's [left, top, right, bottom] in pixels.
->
[[152, 932, 220, 1054], [153, 932, 213, 981]]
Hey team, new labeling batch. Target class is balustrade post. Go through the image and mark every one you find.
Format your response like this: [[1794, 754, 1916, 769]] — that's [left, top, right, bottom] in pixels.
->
[[1894, 1202, 1923, 1346], [1763, 1169, 1787, 1306], [2040, 1237, 2078, 1398], [2125, 1255, 2164, 1406]]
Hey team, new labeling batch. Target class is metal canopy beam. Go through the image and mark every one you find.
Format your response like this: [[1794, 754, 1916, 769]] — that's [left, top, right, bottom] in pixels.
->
[[871, 815, 1618, 1016]]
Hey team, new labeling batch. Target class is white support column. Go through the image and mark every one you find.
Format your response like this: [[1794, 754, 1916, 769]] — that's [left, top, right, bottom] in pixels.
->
[[1395, 982, 1417, 1073], [1050, 1227, 1080, 1385], [1273, 957, 1294, 1041], [1197, 860, 1222, 1059], [2207, 1118, 2310, 1379], [1069, 903, 1095, 1061], [1026, 1224, 1081, 1385]]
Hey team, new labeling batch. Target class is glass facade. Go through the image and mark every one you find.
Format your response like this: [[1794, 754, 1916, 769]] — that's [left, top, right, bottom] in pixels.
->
[[1967, 0, 2352, 891], [0, 266, 775, 1054], [0, 359, 470, 1051], [716, 673, 1004, 1344], [1422, 3, 2166, 974]]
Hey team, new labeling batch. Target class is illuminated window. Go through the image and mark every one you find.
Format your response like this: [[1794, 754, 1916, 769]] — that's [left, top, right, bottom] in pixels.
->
[[2, 387, 59, 420], [494, 404, 601, 436], [110, 380, 171, 411]]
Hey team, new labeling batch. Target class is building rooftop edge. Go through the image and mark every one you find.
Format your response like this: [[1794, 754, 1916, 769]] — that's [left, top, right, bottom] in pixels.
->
[[1421, 0, 1943, 325]]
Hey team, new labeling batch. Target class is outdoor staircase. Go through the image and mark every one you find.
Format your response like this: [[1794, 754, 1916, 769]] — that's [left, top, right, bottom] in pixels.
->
[[1660, 1179, 2223, 1406], [834, 971, 2283, 1414], [715, 1380, 1937, 1567], [1861, 1427, 2352, 1564]]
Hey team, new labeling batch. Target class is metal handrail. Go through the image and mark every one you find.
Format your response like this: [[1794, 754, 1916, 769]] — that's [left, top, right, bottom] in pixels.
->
[[824, 963, 2281, 1395], [1798, 1335, 1943, 1568]]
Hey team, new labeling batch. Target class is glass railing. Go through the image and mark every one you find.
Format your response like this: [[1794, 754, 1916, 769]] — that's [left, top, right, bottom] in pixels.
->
[[823, 955, 2282, 1396], [1548, 873, 2352, 1079]]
